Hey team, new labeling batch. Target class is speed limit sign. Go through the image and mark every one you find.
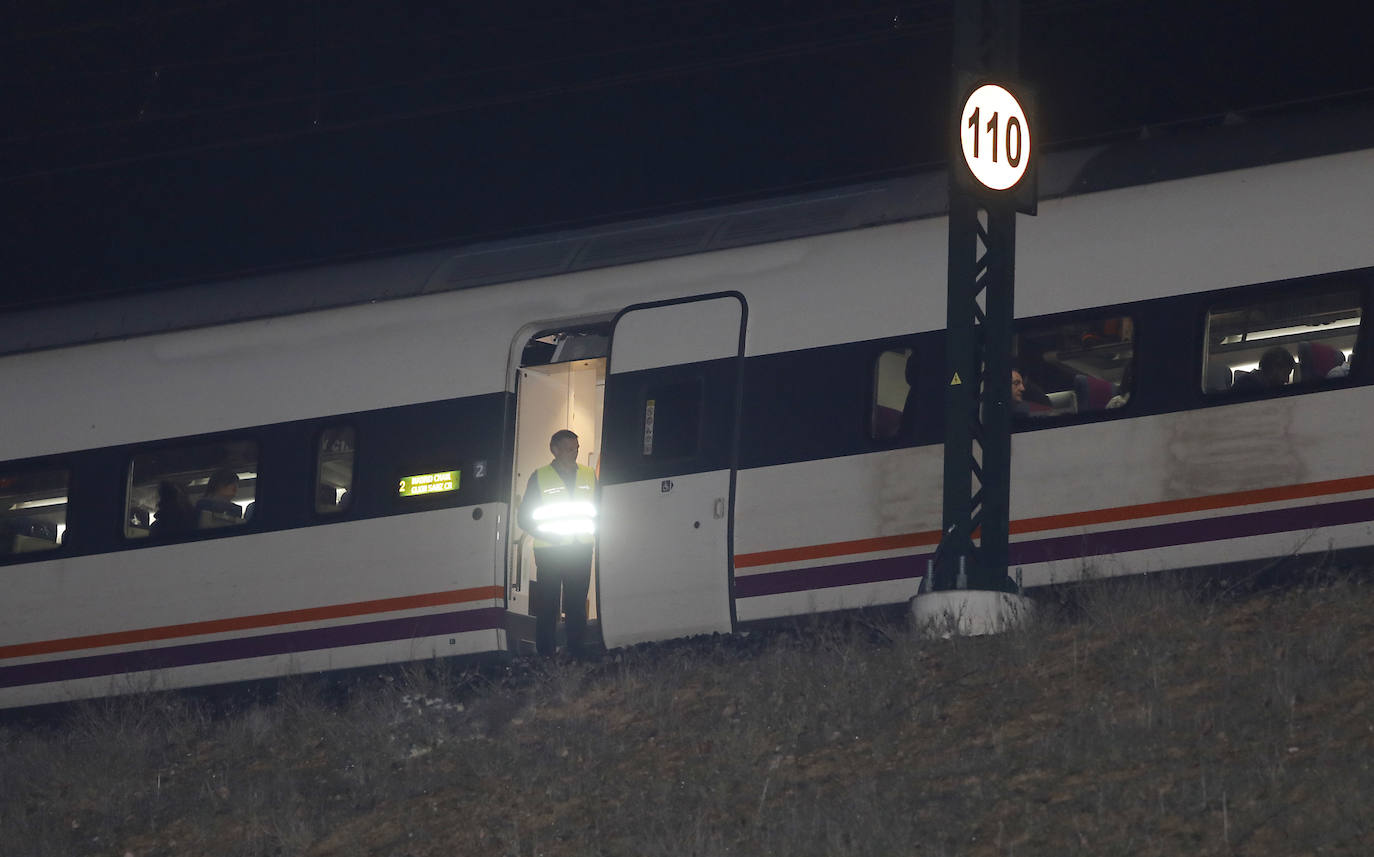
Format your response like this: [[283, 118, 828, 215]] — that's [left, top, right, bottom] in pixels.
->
[[959, 83, 1032, 192]]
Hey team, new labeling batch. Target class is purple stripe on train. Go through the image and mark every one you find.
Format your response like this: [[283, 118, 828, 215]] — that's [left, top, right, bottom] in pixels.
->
[[733, 496, 1374, 599], [0, 607, 505, 690], [734, 554, 926, 599], [1011, 496, 1374, 565]]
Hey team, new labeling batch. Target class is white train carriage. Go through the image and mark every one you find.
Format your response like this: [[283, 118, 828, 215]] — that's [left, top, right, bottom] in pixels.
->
[[1, 102, 1372, 708]]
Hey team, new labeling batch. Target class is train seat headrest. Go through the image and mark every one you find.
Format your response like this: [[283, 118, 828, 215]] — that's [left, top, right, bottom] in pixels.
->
[[1046, 389, 1078, 414], [1204, 360, 1233, 392], [1297, 341, 1346, 382], [1073, 374, 1116, 410]]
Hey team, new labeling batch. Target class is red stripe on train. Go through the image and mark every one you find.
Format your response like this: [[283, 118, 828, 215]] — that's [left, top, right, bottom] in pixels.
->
[[0, 586, 505, 660]]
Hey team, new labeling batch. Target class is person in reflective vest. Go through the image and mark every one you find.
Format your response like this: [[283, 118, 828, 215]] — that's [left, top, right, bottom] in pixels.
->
[[518, 429, 598, 657]]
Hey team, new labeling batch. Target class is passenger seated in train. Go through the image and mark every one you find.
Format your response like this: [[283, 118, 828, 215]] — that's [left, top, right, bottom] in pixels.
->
[[1231, 347, 1295, 393], [1012, 368, 1058, 416], [195, 468, 243, 529], [151, 480, 197, 537]]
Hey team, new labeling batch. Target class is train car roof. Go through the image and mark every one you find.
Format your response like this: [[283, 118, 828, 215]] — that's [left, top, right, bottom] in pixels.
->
[[4, 95, 1374, 358]]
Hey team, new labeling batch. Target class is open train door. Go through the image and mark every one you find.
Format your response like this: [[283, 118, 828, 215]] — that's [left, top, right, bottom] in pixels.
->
[[596, 292, 745, 648]]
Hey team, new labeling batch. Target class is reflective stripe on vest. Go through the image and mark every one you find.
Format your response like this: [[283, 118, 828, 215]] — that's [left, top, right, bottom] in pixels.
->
[[531, 464, 596, 548]]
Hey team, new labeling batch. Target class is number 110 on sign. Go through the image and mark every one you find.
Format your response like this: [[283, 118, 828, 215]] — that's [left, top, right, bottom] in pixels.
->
[[959, 83, 1032, 192]]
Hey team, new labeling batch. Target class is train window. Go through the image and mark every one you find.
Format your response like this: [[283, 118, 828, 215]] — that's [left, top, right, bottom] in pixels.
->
[[871, 348, 913, 439], [0, 468, 69, 557], [641, 378, 701, 459], [315, 426, 356, 515], [125, 439, 259, 540], [1014, 315, 1134, 417], [1202, 288, 1360, 394]]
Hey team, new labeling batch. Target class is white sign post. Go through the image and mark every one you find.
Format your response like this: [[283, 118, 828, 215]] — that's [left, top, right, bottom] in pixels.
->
[[959, 83, 1032, 192]]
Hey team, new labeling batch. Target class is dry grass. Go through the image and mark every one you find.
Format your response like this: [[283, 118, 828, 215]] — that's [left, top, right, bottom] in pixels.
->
[[3, 568, 1373, 856]]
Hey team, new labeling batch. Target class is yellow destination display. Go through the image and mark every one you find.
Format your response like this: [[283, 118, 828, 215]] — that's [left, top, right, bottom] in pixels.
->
[[398, 470, 460, 497]]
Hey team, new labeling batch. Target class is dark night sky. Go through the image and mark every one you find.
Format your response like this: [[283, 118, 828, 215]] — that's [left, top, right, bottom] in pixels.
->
[[2, 0, 1370, 310]]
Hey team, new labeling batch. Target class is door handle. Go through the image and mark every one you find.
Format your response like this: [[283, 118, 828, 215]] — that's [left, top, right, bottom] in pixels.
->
[[713, 497, 726, 519]]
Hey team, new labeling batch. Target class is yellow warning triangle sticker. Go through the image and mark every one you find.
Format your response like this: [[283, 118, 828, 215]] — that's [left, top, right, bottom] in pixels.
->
[[950, 372, 962, 386]]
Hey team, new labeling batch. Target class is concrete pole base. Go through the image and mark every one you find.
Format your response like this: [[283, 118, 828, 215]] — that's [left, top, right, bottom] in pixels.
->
[[909, 589, 1035, 637]]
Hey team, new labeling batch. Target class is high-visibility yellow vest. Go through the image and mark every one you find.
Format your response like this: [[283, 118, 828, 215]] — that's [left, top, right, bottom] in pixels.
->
[[530, 464, 596, 548]]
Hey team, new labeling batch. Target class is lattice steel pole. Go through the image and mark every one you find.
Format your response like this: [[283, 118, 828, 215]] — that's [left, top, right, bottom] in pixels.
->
[[933, 0, 1028, 592]]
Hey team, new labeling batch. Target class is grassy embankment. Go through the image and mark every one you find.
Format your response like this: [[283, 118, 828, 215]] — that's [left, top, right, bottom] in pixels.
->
[[3, 568, 1372, 856]]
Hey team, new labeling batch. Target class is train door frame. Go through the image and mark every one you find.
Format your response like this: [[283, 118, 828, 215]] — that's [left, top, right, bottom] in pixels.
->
[[505, 320, 611, 654]]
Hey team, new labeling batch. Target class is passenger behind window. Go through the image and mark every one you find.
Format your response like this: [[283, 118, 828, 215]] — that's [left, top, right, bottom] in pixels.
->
[[1012, 368, 1055, 416], [1011, 368, 1028, 414], [151, 480, 196, 538], [196, 468, 244, 529], [1231, 347, 1295, 393]]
